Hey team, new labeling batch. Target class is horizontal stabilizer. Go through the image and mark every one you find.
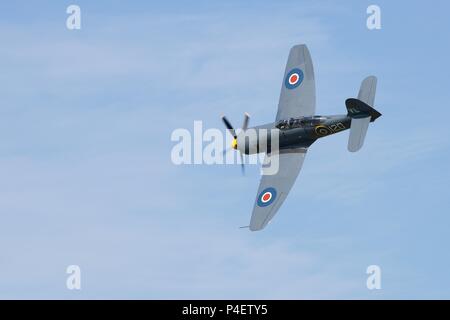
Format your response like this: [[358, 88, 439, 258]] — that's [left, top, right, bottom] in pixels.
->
[[348, 116, 371, 152]]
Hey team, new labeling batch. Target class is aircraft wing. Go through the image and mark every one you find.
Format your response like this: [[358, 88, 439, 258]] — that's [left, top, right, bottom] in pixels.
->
[[276, 44, 316, 121], [249, 149, 307, 231]]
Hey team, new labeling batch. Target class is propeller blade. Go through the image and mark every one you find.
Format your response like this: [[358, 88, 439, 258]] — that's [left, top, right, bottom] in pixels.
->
[[240, 153, 245, 176], [221, 114, 247, 176], [242, 112, 250, 131], [221, 115, 236, 138]]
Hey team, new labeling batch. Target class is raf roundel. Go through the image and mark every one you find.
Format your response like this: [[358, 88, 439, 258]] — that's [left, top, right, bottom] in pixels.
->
[[257, 187, 277, 207], [284, 68, 304, 89]]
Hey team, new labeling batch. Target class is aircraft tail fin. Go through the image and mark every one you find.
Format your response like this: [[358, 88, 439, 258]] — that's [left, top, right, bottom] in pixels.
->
[[346, 76, 382, 152], [357, 75, 377, 106]]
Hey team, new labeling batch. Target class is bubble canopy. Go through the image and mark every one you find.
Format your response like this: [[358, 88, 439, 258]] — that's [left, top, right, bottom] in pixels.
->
[[275, 116, 328, 130]]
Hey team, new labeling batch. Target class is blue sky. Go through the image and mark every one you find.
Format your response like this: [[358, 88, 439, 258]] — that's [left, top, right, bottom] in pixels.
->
[[0, 0, 449, 299]]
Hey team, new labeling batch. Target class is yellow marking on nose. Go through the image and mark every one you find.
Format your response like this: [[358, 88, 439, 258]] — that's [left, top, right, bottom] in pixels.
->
[[232, 138, 237, 149]]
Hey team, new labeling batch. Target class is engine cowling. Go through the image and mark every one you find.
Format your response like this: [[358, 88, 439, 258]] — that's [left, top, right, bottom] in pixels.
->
[[235, 128, 278, 155]]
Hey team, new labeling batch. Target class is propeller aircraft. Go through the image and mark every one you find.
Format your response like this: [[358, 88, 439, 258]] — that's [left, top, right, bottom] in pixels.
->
[[221, 44, 381, 231]]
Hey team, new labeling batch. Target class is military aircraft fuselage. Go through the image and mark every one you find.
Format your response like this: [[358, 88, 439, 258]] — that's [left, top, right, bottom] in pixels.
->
[[278, 114, 352, 148], [237, 114, 352, 154]]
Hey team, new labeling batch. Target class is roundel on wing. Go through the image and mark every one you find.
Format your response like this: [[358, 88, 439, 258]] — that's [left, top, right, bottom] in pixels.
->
[[257, 187, 277, 207], [284, 68, 304, 89]]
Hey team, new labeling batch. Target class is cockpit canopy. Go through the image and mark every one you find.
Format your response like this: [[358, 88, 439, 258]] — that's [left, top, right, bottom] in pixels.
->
[[276, 116, 327, 130]]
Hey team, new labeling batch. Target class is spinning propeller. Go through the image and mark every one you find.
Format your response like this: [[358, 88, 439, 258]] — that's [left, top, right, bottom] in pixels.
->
[[221, 112, 250, 175]]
